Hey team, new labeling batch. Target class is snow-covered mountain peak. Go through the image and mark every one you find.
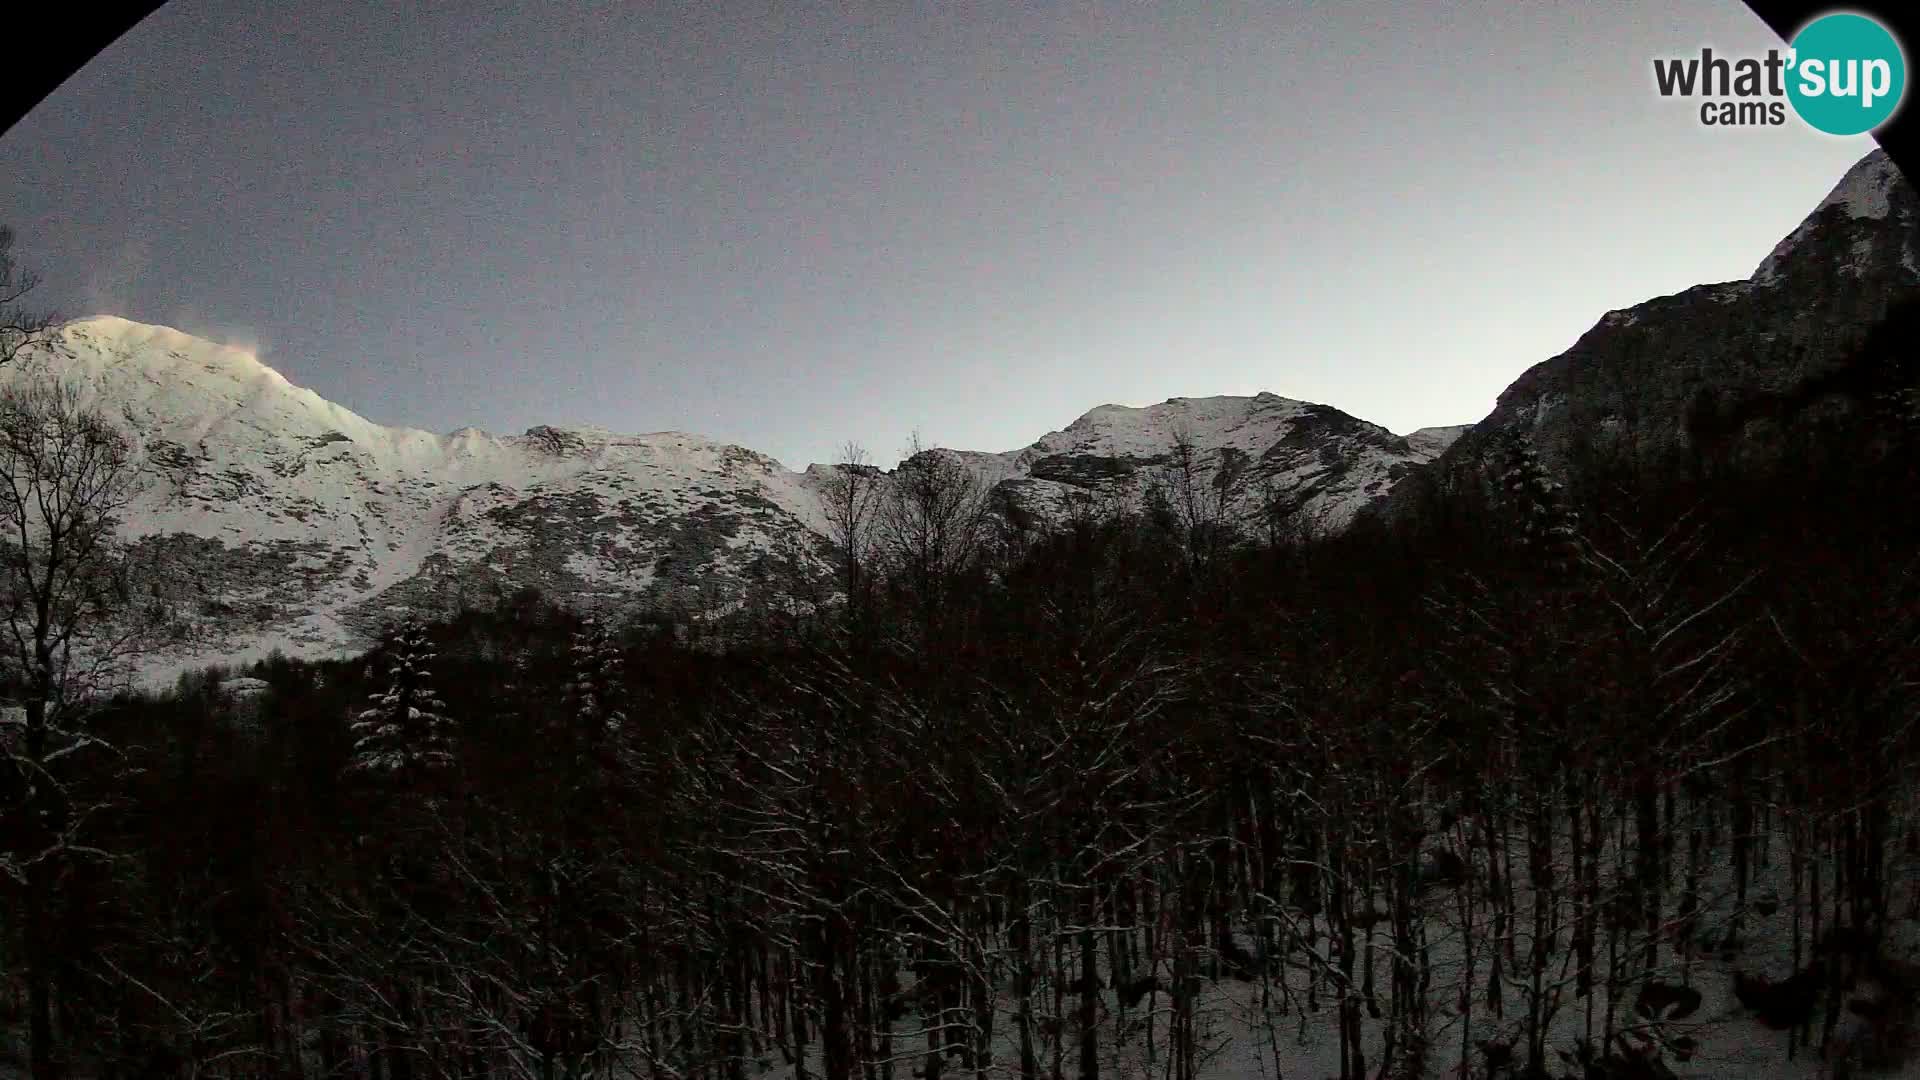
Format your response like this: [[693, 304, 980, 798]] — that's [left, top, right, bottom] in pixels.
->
[[1047, 394, 1316, 456], [58, 316, 291, 385], [992, 392, 1450, 531], [30, 316, 436, 462], [0, 318, 1453, 679], [0, 319, 855, 677]]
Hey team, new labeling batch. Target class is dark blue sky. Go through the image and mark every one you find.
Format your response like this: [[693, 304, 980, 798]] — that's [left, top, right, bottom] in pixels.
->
[[0, 0, 1875, 467]]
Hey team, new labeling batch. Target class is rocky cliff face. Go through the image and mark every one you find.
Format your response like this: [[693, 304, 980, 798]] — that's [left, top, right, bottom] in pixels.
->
[[6, 319, 1448, 677], [1396, 148, 1920, 507]]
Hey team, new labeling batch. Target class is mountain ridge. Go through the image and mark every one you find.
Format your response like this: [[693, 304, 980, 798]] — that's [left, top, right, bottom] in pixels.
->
[[8, 318, 1454, 679], [1381, 147, 1920, 524], [10, 147, 1910, 681]]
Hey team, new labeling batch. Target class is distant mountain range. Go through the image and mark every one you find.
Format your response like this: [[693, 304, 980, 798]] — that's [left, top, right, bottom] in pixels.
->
[[5, 148, 1911, 679]]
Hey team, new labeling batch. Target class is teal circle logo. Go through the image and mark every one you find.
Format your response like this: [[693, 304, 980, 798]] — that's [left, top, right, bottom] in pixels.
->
[[1787, 13, 1906, 135]]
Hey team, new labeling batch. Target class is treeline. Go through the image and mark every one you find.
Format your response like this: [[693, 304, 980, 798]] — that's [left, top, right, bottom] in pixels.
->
[[3, 331, 1920, 1080]]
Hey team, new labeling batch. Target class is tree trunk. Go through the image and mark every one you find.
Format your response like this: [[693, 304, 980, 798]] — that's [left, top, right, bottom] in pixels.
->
[[26, 857, 56, 1080], [22, 695, 57, 1080], [1077, 896, 1098, 1080]]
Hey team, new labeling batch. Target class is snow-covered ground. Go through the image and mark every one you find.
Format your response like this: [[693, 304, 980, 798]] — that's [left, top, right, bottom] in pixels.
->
[[723, 812, 1920, 1080]]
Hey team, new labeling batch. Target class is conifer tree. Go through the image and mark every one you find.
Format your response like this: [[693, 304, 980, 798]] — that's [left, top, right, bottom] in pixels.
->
[[1497, 430, 1581, 570], [560, 617, 628, 787], [347, 619, 455, 784], [564, 617, 626, 744]]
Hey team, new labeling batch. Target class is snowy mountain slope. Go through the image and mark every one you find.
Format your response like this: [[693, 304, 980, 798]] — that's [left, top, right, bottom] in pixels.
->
[[4, 318, 839, 673], [975, 393, 1448, 532], [3, 318, 1452, 676]]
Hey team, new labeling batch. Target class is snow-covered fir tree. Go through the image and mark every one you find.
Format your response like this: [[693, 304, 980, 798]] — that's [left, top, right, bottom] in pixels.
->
[[561, 618, 626, 762], [347, 619, 456, 781], [1497, 430, 1580, 568]]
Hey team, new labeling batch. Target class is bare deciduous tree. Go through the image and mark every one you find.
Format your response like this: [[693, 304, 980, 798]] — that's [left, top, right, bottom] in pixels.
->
[[1254, 474, 1318, 553], [879, 433, 990, 644], [1149, 425, 1247, 577], [0, 378, 151, 1080], [822, 441, 885, 629], [0, 227, 59, 371]]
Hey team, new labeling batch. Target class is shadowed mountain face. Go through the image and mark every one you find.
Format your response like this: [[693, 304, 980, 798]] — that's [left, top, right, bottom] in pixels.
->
[[1390, 148, 1919, 513]]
